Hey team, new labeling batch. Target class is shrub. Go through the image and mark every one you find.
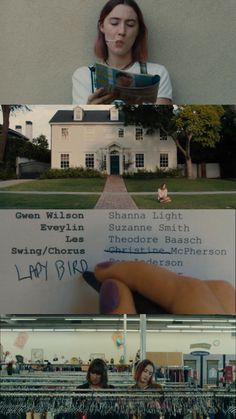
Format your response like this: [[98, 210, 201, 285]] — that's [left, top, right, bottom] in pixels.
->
[[123, 167, 183, 179], [40, 167, 105, 179], [0, 162, 17, 180]]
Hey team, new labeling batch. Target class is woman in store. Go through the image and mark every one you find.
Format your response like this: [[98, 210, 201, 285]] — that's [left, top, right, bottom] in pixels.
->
[[78, 358, 113, 390], [132, 359, 162, 390], [130, 359, 162, 419], [77, 358, 119, 419], [72, 0, 172, 105]]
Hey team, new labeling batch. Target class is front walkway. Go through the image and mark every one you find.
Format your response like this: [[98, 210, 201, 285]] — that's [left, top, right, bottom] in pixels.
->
[[94, 175, 138, 209]]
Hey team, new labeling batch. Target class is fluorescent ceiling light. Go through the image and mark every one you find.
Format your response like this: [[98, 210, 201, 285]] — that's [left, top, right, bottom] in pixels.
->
[[217, 326, 236, 329], [91, 317, 122, 321], [64, 317, 92, 321], [202, 319, 232, 323], [125, 318, 140, 322], [95, 317, 139, 322], [167, 325, 189, 328], [12, 329, 33, 332], [33, 329, 54, 332], [1, 329, 13, 332], [191, 325, 214, 329], [75, 329, 97, 332], [228, 319, 236, 323], [147, 318, 174, 322], [93, 329, 118, 332], [10, 318, 37, 321], [98, 328, 138, 332], [74, 328, 137, 332], [171, 319, 201, 322], [54, 329, 75, 332]]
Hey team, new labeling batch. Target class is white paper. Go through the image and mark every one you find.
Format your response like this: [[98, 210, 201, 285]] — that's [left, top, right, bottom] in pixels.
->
[[0, 209, 235, 313]]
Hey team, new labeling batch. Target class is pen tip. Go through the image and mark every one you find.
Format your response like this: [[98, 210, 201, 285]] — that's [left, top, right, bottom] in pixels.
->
[[82, 271, 101, 292]]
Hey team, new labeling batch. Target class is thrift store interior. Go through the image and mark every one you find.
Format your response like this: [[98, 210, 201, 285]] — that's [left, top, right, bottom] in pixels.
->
[[0, 314, 235, 418]]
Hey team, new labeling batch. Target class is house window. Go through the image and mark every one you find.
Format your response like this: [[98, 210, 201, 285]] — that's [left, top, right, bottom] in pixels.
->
[[160, 128, 167, 141], [118, 128, 124, 138], [85, 153, 94, 168], [60, 154, 69, 169], [135, 128, 143, 141], [61, 128, 69, 139], [160, 153, 169, 168], [103, 155, 107, 171], [123, 155, 126, 169], [135, 153, 144, 168]]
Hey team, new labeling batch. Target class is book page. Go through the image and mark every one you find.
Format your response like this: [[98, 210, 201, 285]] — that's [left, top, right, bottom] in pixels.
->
[[0, 209, 234, 314]]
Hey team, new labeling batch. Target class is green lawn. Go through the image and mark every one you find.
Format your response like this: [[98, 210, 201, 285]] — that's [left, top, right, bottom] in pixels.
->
[[0, 178, 106, 192], [0, 177, 236, 209], [0, 193, 99, 209], [124, 178, 236, 192], [1, 192, 235, 209], [132, 194, 236, 209]]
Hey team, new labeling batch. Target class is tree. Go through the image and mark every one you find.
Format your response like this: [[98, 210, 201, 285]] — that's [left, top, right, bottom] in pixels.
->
[[218, 105, 236, 177], [173, 105, 224, 178], [32, 134, 49, 150], [0, 105, 30, 162], [3, 136, 51, 176], [120, 105, 224, 179]]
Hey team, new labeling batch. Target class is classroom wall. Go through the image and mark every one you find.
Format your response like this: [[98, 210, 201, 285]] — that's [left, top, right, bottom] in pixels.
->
[[1, 0, 235, 104], [1, 330, 235, 363]]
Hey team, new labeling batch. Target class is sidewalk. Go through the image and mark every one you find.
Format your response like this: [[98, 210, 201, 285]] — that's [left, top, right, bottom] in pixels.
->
[[95, 176, 138, 209], [0, 179, 36, 188]]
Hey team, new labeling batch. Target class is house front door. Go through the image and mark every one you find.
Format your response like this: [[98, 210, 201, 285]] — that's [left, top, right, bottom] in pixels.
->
[[110, 155, 120, 175]]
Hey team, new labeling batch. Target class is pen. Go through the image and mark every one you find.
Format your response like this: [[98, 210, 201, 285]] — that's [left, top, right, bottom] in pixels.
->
[[82, 271, 169, 314]]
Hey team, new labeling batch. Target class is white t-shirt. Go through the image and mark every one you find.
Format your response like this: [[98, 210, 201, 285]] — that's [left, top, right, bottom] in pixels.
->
[[72, 62, 172, 104]]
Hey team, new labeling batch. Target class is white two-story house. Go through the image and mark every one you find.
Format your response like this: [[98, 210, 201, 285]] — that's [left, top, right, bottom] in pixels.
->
[[50, 106, 177, 175]]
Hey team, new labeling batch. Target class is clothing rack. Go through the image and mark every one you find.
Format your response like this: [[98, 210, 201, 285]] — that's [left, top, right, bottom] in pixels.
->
[[0, 374, 135, 390], [0, 378, 193, 393], [0, 372, 133, 382], [0, 389, 235, 416]]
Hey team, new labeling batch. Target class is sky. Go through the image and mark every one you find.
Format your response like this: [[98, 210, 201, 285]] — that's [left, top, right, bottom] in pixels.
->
[[0, 105, 74, 142]]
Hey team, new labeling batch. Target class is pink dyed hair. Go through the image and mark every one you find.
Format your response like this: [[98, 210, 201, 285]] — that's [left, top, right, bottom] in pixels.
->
[[134, 359, 155, 385]]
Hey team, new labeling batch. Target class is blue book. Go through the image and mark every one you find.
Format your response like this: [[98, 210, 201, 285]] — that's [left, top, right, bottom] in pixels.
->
[[95, 62, 160, 104]]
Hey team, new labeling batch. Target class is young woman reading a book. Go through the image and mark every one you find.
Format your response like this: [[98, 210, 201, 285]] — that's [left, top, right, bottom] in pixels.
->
[[72, 0, 172, 105], [157, 183, 171, 203]]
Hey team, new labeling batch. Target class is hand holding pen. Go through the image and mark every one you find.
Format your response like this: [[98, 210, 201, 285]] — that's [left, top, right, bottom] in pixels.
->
[[83, 261, 235, 314]]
